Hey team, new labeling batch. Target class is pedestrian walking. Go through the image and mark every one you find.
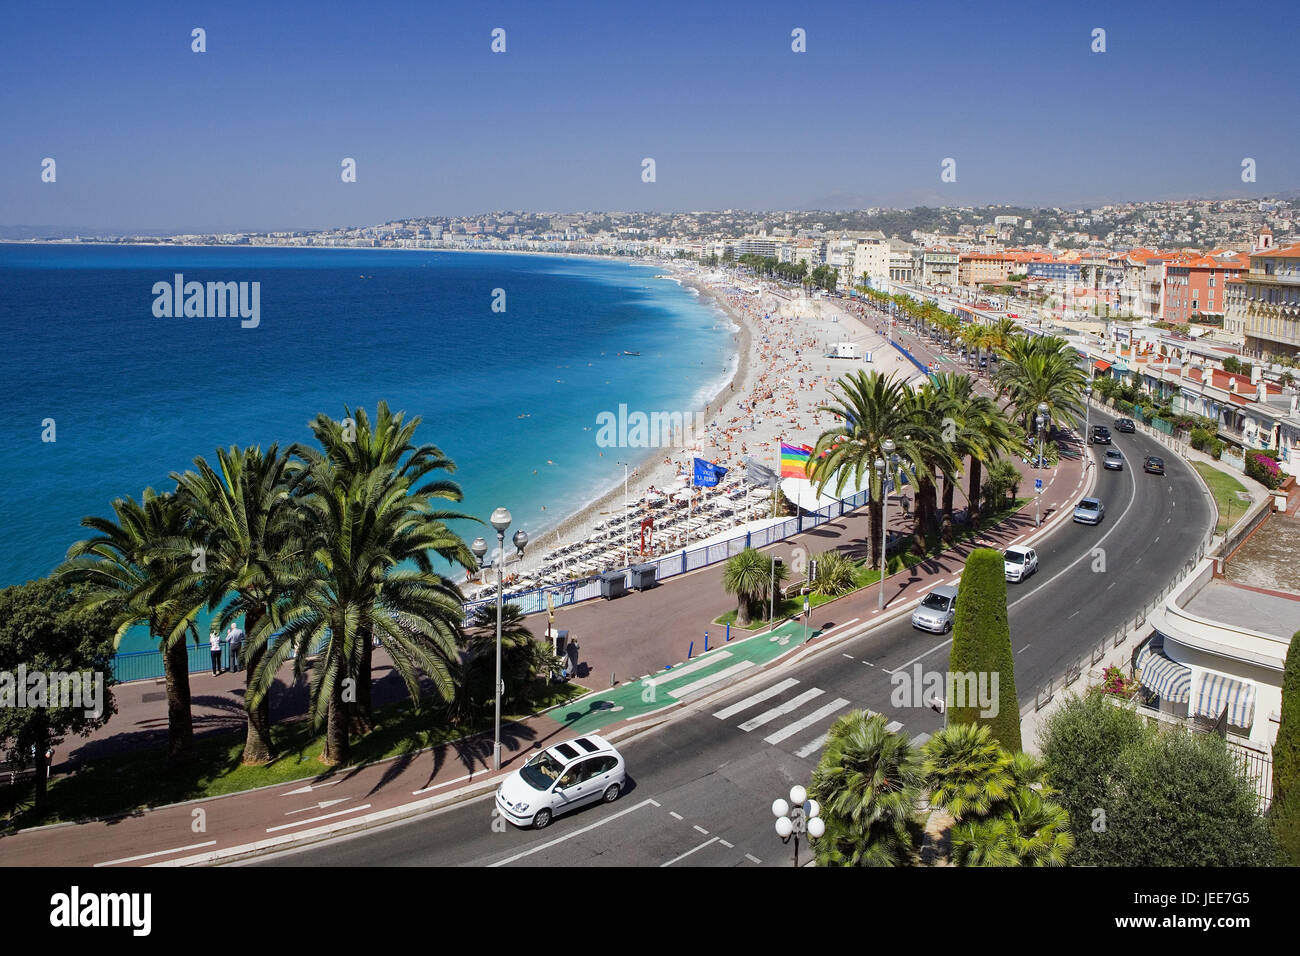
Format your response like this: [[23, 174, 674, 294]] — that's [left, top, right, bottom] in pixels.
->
[[209, 629, 222, 675], [226, 622, 245, 672]]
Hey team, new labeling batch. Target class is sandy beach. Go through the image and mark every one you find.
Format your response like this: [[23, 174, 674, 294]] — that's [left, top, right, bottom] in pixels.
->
[[481, 265, 928, 593]]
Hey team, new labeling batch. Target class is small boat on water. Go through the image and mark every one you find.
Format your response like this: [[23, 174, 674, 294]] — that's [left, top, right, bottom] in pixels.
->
[[622, 350, 641, 356]]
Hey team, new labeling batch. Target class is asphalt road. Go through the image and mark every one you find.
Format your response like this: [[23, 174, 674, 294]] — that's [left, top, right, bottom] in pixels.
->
[[251, 422, 1212, 867]]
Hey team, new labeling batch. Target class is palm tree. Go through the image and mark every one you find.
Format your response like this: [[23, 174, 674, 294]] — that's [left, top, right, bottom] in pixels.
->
[[248, 460, 473, 765], [809, 370, 932, 569], [903, 383, 959, 550], [921, 722, 1014, 823], [995, 334, 1087, 431], [811, 711, 924, 866], [722, 547, 786, 626], [298, 402, 475, 732], [1000, 786, 1075, 866], [928, 373, 1016, 528], [171, 445, 302, 764], [451, 603, 561, 724], [58, 490, 203, 761]]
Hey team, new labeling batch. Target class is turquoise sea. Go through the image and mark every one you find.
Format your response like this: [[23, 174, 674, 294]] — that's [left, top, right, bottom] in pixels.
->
[[0, 245, 734, 653]]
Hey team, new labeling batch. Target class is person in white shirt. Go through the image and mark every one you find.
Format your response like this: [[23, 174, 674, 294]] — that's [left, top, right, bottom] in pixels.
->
[[209, 630, 222, 676]]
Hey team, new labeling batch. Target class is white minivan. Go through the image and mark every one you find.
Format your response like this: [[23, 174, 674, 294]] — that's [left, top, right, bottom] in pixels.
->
[[495, 735, 626, 829]]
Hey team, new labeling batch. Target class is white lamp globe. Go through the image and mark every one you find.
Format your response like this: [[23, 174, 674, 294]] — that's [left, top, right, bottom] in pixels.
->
[[808, 816, 826, 839], [789, 785, 807, 806], [807, 798, 821, 819], [772, 798, 789, 819], [775, 816, 794, 839]]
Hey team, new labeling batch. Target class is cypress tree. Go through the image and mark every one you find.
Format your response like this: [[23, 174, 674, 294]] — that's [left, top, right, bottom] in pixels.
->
[[948, 547, 1020, 751], [1273, 630, 1300, 863]]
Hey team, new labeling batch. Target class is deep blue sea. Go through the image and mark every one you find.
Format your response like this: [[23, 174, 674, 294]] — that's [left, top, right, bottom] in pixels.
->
[[0, 245, 734, 652]]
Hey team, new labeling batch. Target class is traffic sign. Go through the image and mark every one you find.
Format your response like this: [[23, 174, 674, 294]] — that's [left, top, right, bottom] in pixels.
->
[[1035, 478, 1043, 491]]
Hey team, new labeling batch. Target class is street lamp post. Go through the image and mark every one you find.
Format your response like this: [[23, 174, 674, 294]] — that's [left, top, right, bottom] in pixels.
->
[[773, 784, 824, 867], [769, 557, 783, 633], [1035, 403, 1048, 527], [488, 509, 527, 772], [1083, 384, 1093, 465], [616, 460, 629, 568], [876, 439, 897, 610]]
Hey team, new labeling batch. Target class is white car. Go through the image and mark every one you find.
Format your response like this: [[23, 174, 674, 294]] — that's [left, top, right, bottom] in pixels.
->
[[495, 735, 626, 829], [1003, 545, 1038, 583]]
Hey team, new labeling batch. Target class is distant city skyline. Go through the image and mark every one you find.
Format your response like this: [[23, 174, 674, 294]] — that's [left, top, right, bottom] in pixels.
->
[[4, 0, 1298, 233]]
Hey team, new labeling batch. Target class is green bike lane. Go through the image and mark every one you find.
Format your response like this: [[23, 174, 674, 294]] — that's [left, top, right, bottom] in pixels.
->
[[546, 618, 816, 736]]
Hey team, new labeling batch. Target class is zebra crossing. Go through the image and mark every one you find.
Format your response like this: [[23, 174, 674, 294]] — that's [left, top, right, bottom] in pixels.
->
[[712, 677, 915, 761]]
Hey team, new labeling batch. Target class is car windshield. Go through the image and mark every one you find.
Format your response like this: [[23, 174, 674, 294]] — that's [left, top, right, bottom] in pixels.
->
[[1078, 500, 1098, 511], [921, 593, 950, 611], [520, 752, 565, 791], [1107, 451, 1121, 458], [1150, 458, 1163, 465], [1005, 552, 1024, 564]]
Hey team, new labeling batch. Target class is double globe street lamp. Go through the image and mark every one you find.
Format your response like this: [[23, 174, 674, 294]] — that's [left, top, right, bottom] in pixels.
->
[[471, 508, 529, 771], [1034, 402, 1049, 527], [875, 438, 899, 610], [773, 784, 824, 867]]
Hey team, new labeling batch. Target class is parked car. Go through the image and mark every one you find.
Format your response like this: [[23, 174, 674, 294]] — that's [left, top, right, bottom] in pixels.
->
[[1114, 417, 1136, 433], [1003, 545, 1038, 583], [1144, 455, 1166, 475], [1103, 449, 1124, 470], [1072, 497, 1105, 525], [912, 585, 959, 633], [496, 735, 626, 829], [1091, 425, 1112, 445]]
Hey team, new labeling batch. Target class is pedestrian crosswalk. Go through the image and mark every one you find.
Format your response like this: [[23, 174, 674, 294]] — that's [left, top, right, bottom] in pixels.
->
[[712, 677, 928, 762]]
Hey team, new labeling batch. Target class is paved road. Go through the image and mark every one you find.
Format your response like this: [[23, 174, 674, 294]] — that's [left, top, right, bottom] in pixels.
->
[[252, 423, 1212, 867]]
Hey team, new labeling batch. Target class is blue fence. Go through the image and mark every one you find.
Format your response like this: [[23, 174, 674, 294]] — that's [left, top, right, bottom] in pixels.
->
[[108, 487, 873, 683], [889, 339, 935, 379]]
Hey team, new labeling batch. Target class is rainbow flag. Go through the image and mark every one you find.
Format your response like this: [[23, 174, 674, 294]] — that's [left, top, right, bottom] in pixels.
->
[[780, 442, 813, 478]]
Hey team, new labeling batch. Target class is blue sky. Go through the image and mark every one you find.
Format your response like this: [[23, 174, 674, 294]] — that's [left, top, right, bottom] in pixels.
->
[[2, 0, 1296, 232]]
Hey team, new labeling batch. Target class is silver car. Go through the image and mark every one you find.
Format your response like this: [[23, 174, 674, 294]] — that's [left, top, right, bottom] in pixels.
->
[[1072, 497, 1104, 525], [1103, 449, 1124, 470], [495, 735, 626, 829], [912, 585, 959, 633]]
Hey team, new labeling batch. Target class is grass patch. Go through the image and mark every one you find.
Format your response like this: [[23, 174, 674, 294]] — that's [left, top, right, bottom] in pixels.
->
[[0, 681, 584, 830], [1191, 462, 1250, 535]]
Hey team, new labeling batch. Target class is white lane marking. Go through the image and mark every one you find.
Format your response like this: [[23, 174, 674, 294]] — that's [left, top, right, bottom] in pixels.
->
[[765, 698, 852, 745], [842, 653, 855, 659], [712, 678, 800, 720], [490, 798, 661, 867], [266, 804, 372, 833], [818, 617, 860, 637], [884, 639, 952, 674], [693, 825, 709, 835], [661, 836, 720, 867], [412, 772, 476, 796], [720, 839, 734, 849], [795, 733, 828, 759], [885, 720, 903, 733], [862, 660, 875, 667], [643, 651, 732, 687], [745, 853, 763, 864], [738, 688, 825, 731], [281, 780, 342, 795], [669, 811, 683, 821], [286, 798, 350, 816], [96, 841, 217, 868], [667, 660, 756, 699], [909, 733, 931, 747]]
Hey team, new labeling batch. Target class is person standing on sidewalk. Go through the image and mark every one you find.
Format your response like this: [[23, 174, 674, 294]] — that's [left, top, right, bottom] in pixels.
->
[[209, 629, 223, 676], [227, 622, 245, 672]]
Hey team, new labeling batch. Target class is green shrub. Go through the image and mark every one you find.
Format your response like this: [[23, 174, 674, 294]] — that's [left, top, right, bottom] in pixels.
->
[[1245, 451, 1283, 490], [811, 550, 857, 597], [948, 548, 1020, 751], [1274, 630, 1300, 863]]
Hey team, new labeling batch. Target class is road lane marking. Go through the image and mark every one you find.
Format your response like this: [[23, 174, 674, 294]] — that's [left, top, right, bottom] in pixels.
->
[[909, 733, 931, 747], [286, 798, 350, 815], [412, 772, 475, 796], [818, 618, 860, 637], [667, 660, 756, 699], [669, 811, 683, 820], [281, 780, 342, 795], [661, 836, 720, 867], [643, 651, 732, 687], [739, 688, 825, 731], [765, 698, 852, 745], [489, 798, 661, 867], [693, 825, 709, 835], [795, 733, 829, 759], [95, 841, 217, 868], [745, 853, 762, 864], [266, 804, 372, 833], [885, 720, 903, 732], [885, 639, 952, 674], [712, 678, 800, 720], [720, 839, 734, 849]]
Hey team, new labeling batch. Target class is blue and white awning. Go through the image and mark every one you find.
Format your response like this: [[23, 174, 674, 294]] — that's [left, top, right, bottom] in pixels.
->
[[1193, 672, 1257, 727], [1135, 644, 1192, 703]]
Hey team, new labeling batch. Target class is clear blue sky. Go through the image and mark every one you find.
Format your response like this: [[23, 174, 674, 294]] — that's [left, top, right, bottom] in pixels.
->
[[2, 0, 1296, 232]]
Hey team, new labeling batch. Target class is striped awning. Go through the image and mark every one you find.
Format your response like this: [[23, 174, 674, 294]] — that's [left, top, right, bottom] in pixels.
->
[[1135, 644, 1192, 703], [1193, 672, 1257, 727]]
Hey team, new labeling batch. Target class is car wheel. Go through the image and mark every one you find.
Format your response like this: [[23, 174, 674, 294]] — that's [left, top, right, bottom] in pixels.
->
[[944, 619, 952, 634], [532, 808, 552, 829], [603, 783, 622, 803]]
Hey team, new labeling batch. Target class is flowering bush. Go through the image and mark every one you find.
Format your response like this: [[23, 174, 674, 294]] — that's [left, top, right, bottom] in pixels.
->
[[1099, 666, 1138, 698], [1245, 451, 1283, 490]]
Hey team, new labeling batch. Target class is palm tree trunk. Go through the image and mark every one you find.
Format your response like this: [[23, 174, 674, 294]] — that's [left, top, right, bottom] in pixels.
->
[[241, 607, 274, 766], [869, 497, 883, 569], [941, 478, 956, 542], [163, 635, 194, 762], [322, 693, 349, 765], [967, 458, 983, 524], [31, 712, 49, 811], [352, 626, 375, 735]]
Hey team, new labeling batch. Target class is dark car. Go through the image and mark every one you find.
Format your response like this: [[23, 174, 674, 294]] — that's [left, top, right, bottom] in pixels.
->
[[1114, 417, 1136, 433], [1144, 456, 1165, 475], [1091, 425, 1112, 445]]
